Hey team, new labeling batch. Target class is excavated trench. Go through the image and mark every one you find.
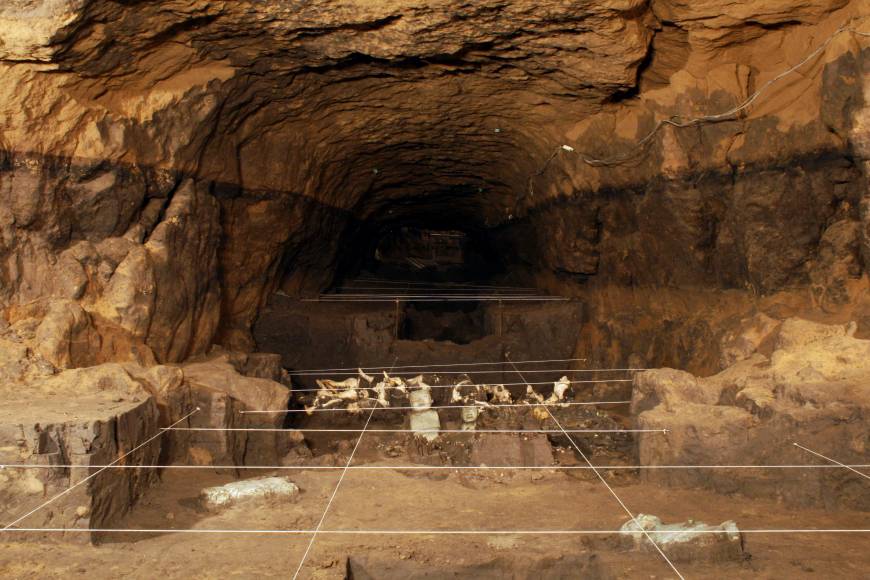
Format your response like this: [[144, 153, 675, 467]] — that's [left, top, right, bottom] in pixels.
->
[[1, 1, 870, 578]]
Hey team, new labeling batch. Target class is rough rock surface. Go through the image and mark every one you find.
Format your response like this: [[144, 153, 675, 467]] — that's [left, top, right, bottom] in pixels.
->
[[619, 514, 744, 563], [176, 353, 291, 466], [0, 1, 867, 362], [633, 317, 870, 509], [200, 476, 299, 512], [255, 296, 583, 381]]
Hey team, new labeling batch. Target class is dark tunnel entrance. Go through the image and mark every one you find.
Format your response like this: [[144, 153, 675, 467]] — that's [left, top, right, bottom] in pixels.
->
[[328, 200, 524, 291], [399, 301, 487, 344], [251, 191, 583, 382]]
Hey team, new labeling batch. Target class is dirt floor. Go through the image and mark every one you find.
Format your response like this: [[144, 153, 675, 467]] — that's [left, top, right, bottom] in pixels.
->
[[1, 431, 868, 579]]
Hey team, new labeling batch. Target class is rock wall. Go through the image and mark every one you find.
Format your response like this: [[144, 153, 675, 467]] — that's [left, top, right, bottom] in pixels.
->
[[633, 318, 870, 509], [0, 1, 868, 362], [254, 296, 583, 389], [0, 363, 161, 539]]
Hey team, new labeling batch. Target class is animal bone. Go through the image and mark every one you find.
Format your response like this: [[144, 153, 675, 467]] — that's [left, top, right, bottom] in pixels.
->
[[450, 379, 481, 404], [338, 388, 363, 401], [545, 376, 571, 407], [406, 375, 427, 388], [316, 377, 360, 391], [382, 371, 407, 394], [372, 380, 390, 407], [524, 385, 545, 404], [305, 371, 411, 413], [486, 384, 512, 404]]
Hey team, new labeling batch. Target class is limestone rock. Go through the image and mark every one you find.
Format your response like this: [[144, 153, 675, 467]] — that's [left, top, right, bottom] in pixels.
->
[[143, 180, 222, 363], [241, 352, 285, 382], [34, 299, 98, 368], [408, 388, 440, 442], [717, 313, 780, 370], [179, 355, 291, 466], [0, 0, 88, 61], [409, 410, 441, 442], [0, 0, 865, 360], [632, 368, 718, 414]]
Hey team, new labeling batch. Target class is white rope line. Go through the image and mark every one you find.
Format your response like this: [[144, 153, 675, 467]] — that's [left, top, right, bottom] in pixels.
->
[[287, 357, 588, 374], [352, 279, 536, 289], [291, 359, 391, 579], [324, 294, 553, 298], [2, 408, 200, 531], [289, 368, 643, 376], [303, 297, 570, 302], [165, 427, 661, 434], [4, 527, 869, 535], [508, 357, 684, 580], [528, 22, 870, 183], [289, 379, 632, 393], [352, 278, 538, 290], [341, 282, 537, 288], [335, 287, 540, 294], [240, 400, 632, 414], [332, 293, 544, 297], [793, 442, 870, 481], [5, 463, 869, 471]]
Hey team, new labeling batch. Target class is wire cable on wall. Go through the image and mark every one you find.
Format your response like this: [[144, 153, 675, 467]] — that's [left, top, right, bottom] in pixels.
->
[[527, 21, 870, 196]]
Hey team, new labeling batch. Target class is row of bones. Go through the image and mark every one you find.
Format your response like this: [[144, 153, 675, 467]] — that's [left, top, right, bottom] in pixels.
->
[[305, 369, 571, 414]]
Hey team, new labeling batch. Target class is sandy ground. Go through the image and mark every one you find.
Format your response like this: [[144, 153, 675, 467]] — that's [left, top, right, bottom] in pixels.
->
[[1, 433, 868, 579]]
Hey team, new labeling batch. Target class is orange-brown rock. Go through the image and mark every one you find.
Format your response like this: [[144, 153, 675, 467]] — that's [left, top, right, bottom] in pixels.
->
[[0, 1, 867, 361]]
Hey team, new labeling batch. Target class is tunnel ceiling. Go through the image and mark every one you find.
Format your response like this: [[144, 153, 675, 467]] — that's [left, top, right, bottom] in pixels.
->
[[0, 0, 868, 360], [5, 0, 854, 214], [28, 0, 655, 218]]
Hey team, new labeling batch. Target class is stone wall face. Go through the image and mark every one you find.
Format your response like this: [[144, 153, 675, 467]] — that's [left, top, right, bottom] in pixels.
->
[[0, 1, 867, 362], [0, 352, 290, 539], [0, 366, 161, 539]]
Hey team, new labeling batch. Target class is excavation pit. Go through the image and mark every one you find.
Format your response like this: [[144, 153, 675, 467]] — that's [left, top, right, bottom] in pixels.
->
[[1, 1, 870, 578]]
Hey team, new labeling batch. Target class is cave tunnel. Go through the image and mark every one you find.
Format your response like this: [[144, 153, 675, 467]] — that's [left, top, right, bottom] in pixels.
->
[[329, 189, 520, 287], [1, 1, 870, 577]]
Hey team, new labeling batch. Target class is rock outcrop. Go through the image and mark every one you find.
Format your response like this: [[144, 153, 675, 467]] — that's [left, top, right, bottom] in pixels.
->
[[633, 317, 870, 509], [1, 0, 870, 537], [0, 320, 289, 538], [0, 363, 160, 538]]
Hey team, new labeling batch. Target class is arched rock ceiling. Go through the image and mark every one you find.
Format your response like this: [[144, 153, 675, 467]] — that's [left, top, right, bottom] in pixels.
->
[[2, 1, 866, 220], [4, 0, 859, 223], [54, 0, 653, 224]]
